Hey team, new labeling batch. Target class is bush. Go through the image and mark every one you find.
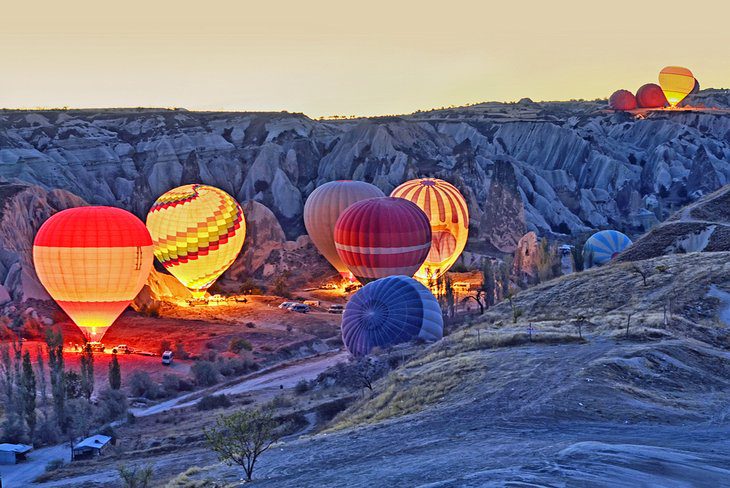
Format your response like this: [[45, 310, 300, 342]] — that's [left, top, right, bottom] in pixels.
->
[[96, 389, 128, 423], [294, 379, 310, 395], [216, 357, 259, 377], [191, 361, 219, 386], [245, 322, 256, 329], [45, 459, 64, 472], [129, 371, 161, 399], [198, 394, 232, 411], [162, 374, 194, 395], [228, 337, 253, 354], [174, 342, 190, 360], [269, 395, 293, 409], [159, 340, 171, 355], [315, 398, 352, 423]]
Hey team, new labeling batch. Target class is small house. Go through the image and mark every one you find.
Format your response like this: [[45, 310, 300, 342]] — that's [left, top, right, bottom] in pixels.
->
[[0, 443, 33, 464], [72, 434, 112, 460]]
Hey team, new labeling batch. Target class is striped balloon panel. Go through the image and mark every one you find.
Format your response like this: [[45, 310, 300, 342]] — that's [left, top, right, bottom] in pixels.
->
[[146, 184, 246, 295], [583, 230, 632, 267], [341, 275, 443, 356], [334, 197, 432, 284], [303, 180, 385, 278], [658, 66, 695, 107], [33, 206, 154, 342], [390, 178, 469, 280]]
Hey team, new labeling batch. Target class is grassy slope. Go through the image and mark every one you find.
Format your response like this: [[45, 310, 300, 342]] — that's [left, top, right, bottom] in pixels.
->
[[332, 252, 730, 430]]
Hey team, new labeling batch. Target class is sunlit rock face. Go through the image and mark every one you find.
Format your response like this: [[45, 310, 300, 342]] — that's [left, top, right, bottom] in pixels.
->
[[0, 92, 728, 287]]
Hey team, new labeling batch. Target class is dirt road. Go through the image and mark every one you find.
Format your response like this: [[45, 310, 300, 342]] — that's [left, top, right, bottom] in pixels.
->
[[0, 443, 69, 487], [131, 350, 348, 417]]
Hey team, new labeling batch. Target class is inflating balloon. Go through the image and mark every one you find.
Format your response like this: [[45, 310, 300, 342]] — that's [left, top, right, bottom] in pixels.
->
[[636, 83, 668, 109], [341, 275, 443, 356], [146, 184, 245, 298], [609, 90, 637, 111], [583, 230, 632, 268], [304, 180, 385, 280], [334, 197, 431, 284], [33, 207, 154, 342], [390, 178, 469, 281], [659, 66, 695, 107]]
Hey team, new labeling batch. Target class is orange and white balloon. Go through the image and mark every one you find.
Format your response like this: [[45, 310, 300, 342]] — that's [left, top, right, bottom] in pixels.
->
[[33, 207, 154, 342], [391, 178, 469, 281]]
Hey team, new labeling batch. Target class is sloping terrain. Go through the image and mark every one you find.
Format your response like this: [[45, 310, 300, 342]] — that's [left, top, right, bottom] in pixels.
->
[[618, 184, 730, 261], [190, 252, 730, 486]]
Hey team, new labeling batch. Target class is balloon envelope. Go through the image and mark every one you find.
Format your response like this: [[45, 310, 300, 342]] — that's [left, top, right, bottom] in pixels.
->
[[146, 184, 245, 298], [334, 197, 432, 284], [583, 230, 632, 268], [390, 178, 469, 281], [341, 275, 443, 356], [609, 90, 637, 111], [33, 207, 154, 342], [659, 66, 695, 107], [303, 180, 385, 279], [636, 83, 668, 109]]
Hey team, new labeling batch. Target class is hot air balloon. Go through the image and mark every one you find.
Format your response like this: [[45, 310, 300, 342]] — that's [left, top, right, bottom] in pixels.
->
[[390, 178, 469, 281], [146, 184, 245, 298], [341, 275, 443, 356], [583, 230, 632, 268], [636, 83, 668, 109], [303, 180, 385, 280], [658, 66, 695, 107], [691, 78, 700, 95], [609, 90, 637, 111], [33, 207, 154, 342], [334, 197, 431, 284]]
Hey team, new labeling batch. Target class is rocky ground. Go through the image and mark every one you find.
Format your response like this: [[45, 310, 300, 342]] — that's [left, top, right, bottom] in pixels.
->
[[13, 251, 728, 487]]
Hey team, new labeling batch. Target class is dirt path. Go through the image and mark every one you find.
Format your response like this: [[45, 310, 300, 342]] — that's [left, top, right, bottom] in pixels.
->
[[131, 350, 348, 417], [0, 443, 69, 487]]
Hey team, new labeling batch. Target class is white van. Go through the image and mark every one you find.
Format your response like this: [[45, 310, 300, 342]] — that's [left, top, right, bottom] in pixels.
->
[[161, 350, 174, 365]]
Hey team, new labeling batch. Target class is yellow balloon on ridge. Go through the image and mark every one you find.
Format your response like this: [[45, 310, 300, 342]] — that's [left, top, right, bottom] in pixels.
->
[[658, 66, 695, 107]]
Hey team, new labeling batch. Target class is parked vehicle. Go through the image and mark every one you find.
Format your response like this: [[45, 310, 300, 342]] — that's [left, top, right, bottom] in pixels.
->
[[88, 342, 105, 353], [278, 302, 296, 309], [290, 304, 310, 313], [328, 304, 345, 314], [112, 344, 132, 354], [161, 350, 174, 365], [304, 300, 321, 307]]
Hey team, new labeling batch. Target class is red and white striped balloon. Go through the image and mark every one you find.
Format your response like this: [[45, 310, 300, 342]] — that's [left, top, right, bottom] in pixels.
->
[[333, 197, 432, 284]]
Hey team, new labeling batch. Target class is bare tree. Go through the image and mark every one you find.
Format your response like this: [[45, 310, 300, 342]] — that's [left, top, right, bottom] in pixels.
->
[[632, 263, 650, 287], [205, 408, 280, 481], [573, 314, 587, 339]]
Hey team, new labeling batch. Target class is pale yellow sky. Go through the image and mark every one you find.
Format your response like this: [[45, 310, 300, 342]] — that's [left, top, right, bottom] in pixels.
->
[[2, 0, 728, 117]]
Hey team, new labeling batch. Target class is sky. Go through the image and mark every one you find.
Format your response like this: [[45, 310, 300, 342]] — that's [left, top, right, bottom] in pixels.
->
[[2, 0, 729, 118]]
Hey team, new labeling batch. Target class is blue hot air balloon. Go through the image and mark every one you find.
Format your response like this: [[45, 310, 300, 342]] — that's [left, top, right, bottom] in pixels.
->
[[341, 276, 443, 356], [583, 230, 632, 268]]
